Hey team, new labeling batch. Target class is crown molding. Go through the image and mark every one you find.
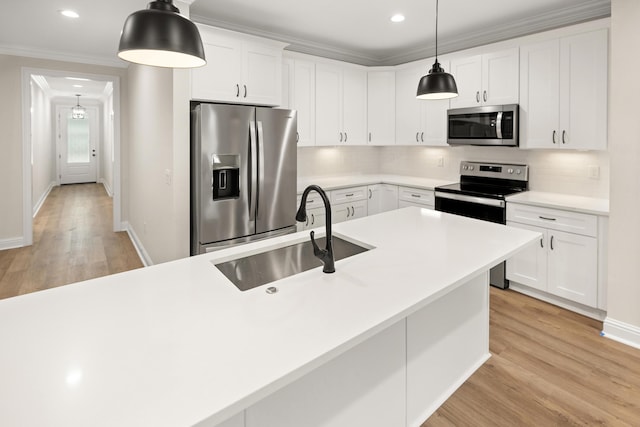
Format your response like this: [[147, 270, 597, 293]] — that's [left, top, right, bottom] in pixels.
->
[[0, 44, 128, 69], [30, 75, 53, 98], [195, 0, 610, 66]]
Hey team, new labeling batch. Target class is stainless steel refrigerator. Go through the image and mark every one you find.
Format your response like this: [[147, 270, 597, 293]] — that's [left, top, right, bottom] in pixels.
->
[[190, 103, 297, 255]]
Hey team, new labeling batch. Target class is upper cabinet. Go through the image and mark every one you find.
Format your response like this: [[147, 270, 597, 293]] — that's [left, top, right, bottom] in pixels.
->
[[367, 70, 396, 145], [449, 48, 519, 109], [192, 25, 287, 106], [316, 62, 368, 146], [283, 57, 316, 146], [519, 29, 608, 150], [395, 60, 449, 146]]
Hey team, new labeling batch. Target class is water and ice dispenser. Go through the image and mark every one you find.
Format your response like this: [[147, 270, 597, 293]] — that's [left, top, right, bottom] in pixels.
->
[[211, 154, 240, 200]]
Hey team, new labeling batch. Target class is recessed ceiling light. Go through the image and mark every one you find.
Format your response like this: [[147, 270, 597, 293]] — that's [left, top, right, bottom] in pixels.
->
[[73, 84, 83, 88], [65, 77, 90, 81], [60, 10, 80, 19], [390, 14, 405, 23]]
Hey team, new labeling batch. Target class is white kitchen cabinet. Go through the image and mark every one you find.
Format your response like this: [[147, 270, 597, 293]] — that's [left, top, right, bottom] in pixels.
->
[[192, 25, 286, 106], [449, 48, 519, 109], [398, 186, 435, 209], [296, 193, 327, 231], [283, 57, 316, 146], [316, 62, 367, 146], [333, 200, 367, 224], [367, 70, 395, 145], [331, 186, 367, 205], [367, 184, 399, 216], [519, 29, 607, 150], [395, 59, 449, 146], [506, 203, 598, 308]]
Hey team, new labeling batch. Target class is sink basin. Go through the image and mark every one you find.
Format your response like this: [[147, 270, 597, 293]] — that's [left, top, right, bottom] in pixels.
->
[[214, 236, 371, 291]]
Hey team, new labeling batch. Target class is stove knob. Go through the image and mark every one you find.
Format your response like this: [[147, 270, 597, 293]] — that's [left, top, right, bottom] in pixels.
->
[[462, 165, 468, 170], [507, 168, 514, 174], [468, 165, 474, 171], [516, 169, 522, 175]]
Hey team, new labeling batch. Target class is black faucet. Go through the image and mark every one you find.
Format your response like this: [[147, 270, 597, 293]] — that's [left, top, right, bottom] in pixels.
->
[[296, 185, 335, 273]]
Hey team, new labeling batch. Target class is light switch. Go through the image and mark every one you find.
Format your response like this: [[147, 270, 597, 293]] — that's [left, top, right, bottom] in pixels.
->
[[164, 169, 172, 185]]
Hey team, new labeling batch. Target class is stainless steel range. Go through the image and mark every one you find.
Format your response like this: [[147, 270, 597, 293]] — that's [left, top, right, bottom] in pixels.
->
[[435, 161, 529, 288]]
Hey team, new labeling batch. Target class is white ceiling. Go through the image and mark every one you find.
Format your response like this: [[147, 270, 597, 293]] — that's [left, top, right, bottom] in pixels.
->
[[1, 0, 610, 82]]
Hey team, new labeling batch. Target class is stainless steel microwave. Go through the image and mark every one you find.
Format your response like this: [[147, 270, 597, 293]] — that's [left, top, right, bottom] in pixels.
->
[[447, 104, 519, 146]]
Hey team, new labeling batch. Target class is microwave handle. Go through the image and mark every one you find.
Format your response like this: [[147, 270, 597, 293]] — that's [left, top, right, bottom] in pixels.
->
[[496, 112, 503, 139]]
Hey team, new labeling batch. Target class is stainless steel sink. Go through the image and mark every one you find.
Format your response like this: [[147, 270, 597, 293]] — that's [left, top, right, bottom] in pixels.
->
[[214, 236, 370, 291]]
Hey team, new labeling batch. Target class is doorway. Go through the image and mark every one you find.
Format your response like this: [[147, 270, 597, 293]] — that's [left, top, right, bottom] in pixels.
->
[[21, 68, 123, 246]]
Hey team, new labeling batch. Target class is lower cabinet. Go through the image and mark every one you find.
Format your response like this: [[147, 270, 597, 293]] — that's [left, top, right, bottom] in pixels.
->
[[333, 200, 367, 223], [398, 186, 435, 209], [367, 184, 399, 216], [506, 203, 599, 308]]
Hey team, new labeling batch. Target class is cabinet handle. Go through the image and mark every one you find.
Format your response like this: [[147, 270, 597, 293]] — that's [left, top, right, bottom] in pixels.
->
[[416, 132, 419, 142], [369, 132, 372, 142], [243, 85, 247, 98], [476, 91, 480, 103], [562, 130, 567, 144], [345, 193, 354, 197], [552, 130, 557, 144], [411, 194, 421, 198], [483, 90, 487, 102], [305, 216, 309, 226], [369, 189, 372, 199], [306, 199, 315, 204], [351, 206, 355, 216], [311, 213, 315, 225], [296, 132, 300, 143], [550, 235, 554, 250], [540, 238, 544, 248], [346, 207, 350, 218], [236, 84, 240, 97], [339, 132, 343, 142], [344, 132, 348, 142], [539, 216, 556, 221]]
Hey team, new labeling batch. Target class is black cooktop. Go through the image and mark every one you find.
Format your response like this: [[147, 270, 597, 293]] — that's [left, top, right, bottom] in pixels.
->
[[436, 182, 527, 199]]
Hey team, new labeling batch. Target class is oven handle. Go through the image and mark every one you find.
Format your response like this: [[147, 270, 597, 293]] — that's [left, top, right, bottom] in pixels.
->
[[435, 191, 505, 208]]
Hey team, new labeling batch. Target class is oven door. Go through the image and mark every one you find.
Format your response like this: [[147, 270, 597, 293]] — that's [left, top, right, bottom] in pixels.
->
[[434, 192, 506, 224]]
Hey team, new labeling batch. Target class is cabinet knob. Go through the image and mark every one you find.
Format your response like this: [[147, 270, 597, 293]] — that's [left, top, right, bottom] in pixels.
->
[[562, 130, 567, 144], [416, 132, 419, 142], [339, 132, 343, 142], [476, 91, 480, 103], [483, 90, 487, 102], [243, 85, 247, 98], [550, 235, 555, 250], [421, 132, 424, 142], [552, 130, 557, 144], [236, 84, 240, 97], [344, 132, 348, 142]]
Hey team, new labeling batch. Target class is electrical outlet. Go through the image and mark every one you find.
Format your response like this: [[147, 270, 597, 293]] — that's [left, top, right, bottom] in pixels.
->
[[588, 165, 600, 179], [437, 157, 445, 167], [164, 169, 172, 186]]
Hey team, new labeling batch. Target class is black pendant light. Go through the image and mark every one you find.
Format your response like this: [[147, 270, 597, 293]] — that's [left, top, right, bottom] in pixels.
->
[[118, 0, 206, 68], [416, 0, 458, 100]]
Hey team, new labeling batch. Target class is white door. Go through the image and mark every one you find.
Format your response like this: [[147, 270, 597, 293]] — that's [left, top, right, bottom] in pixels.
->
[[58, 106, 98, 184]]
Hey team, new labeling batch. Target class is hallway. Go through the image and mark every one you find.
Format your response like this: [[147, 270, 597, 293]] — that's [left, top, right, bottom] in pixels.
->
[[0, 184, 143, 299]]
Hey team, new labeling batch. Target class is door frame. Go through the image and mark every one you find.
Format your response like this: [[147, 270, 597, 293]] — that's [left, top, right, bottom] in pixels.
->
[[55, 104, 101, 185], [21, 67, 123, 246]]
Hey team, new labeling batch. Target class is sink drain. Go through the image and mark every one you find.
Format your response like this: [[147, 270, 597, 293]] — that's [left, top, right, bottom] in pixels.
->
[[266, 286, 278, 294]]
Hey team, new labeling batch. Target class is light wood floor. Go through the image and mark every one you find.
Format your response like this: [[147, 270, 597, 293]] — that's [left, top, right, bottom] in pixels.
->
[[0, 183, 143, 299], [424, 287, 640, 426]]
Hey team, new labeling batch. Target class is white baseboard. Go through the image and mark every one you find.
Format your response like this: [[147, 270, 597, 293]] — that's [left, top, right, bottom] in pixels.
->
[[33, 181, 56, 218], [0, 237, 25, 251], [602, 318, 640, 350], [100, 178, 113, 197], [509, 282, 606, 321], [122, 221, 153, 267]]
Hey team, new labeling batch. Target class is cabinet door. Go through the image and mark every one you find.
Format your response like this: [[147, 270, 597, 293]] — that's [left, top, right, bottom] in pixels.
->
[[243, 42, 282, 106], [332, 203, 351, 223], [519, 40, 560, 149], [380, 184, 399, 212], [395, 64, 424, 145], [350, 200, 368, 220], [547, 230, 598, 307], [420, 60, 450, 146], [367, 71, 395, 145], [191, 33, 243, 102], [293, 60, 316, 146], [342, 67, 368, 145], [367, 185, 382, 216], [482, 48, 519, 105], [506, 222, 548, 291], [559, 29, 608, 150], [315, 63, 343, 145], [281, 58, 293, 109], [448, 54, 482, 108], [307, 207, 326, 230]]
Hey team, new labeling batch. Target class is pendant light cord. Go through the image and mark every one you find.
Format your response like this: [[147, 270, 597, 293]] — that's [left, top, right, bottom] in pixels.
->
[[435, 0, 439, 62]]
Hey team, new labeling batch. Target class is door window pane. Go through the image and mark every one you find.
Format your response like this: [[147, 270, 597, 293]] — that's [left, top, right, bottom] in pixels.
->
[[67, 116, 90, 163]]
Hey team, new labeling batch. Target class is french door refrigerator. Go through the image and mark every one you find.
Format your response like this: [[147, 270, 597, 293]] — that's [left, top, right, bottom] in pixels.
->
[[191, 103, 297, 255]]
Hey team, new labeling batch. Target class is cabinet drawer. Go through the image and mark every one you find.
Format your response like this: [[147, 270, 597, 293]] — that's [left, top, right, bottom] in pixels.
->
[[296, 193, 324, 210], [398, 187, 434, 207], [506, 203, 597, 237], [331, 186, 367, 204]]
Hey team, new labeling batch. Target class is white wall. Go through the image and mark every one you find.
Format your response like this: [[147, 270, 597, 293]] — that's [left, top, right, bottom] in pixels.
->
[[30, 78, 55, 212], [102, 84, 115, 195], [297, 145, 610, 199], [604, 0, 640, 345]]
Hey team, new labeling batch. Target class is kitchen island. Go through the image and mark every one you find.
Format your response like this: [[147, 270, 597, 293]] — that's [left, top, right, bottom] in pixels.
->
[[0, 207, 538, 427]]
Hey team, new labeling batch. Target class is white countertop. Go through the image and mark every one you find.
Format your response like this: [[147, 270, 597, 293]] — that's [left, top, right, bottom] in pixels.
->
[[506, 191, 609, 216], [297, 174, 454, 193], [0, 208, 539, 427]]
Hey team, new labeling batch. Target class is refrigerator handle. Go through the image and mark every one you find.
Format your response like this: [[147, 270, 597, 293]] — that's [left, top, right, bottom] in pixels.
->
[[249, 121, 258, 221], [257, 121, 265, 220]]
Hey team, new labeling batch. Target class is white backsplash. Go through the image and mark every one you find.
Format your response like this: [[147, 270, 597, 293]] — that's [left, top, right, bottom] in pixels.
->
[[298, 146, 610, 199]]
